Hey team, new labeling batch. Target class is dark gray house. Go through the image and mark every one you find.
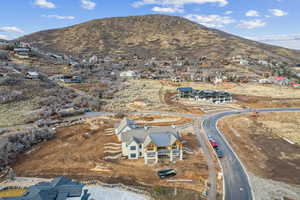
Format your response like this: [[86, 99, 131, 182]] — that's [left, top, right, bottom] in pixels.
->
[[1, 177, 83, 200], [177, 87, 194, 98]]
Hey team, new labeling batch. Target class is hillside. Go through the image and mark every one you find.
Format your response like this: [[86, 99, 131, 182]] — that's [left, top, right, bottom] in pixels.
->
[[18, 14, 300, 62]]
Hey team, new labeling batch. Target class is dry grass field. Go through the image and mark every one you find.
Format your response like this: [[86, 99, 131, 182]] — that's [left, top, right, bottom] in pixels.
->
[[0, 188, 27, 197], [0, 100, 36, 127], [218, 112, 300, 185]]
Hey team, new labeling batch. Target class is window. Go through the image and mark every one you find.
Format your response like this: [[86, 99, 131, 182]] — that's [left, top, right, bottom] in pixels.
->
[[130, 146, 136, 150], [139, 144, 142, 149], [130, 153, 136, 158], [139, 152, 142, 156]]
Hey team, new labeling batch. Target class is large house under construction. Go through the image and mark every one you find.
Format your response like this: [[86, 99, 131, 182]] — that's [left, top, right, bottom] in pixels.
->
[[115, 118, 183, 164]]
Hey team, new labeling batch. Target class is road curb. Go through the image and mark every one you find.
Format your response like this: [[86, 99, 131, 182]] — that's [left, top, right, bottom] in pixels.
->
[[201, 119, 225, 200]]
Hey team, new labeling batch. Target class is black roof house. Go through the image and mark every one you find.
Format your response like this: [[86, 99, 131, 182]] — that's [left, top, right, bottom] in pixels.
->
[[1, 177, 83, 200]]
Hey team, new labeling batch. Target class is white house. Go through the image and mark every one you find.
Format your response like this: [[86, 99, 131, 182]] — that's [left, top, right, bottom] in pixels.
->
[[120, 71, 138, 78], [115, 118, 183, 164], [26, 71, 39, 79]]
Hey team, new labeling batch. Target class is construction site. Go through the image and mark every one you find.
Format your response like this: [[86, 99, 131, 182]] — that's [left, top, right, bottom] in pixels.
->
[[9, 115, 209, 199]]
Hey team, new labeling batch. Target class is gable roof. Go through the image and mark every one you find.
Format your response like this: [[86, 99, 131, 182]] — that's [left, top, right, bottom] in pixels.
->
[[116, 117, 136, 134], [144, 132, 179, 147], [120, 126, 180, 146]]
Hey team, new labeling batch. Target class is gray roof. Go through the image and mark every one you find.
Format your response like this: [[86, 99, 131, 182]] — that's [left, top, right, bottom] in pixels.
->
[[1, 177, 83, 200], [146, 132, 178, 147], [116, 118, 136, 134], [121, 126, 179, 146]]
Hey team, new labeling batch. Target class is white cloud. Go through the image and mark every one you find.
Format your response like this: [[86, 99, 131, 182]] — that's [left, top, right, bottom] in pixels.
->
[[42, 14, 75, 20], [269, 9, 287, 16], [132, 0, 229, 8], [245, 10, 260, 17], [0, 34, 9, 40], [0, 26, 24, 34], [238, 19, 266, 29], [225, 11, 233, 15], [249, 34, 300, 50], [34, 0, 56, 8], [152, 6, 184, 13], [81, 0, 96, 10], [250, 34, 300, 42], [184, 14, 235, 28]]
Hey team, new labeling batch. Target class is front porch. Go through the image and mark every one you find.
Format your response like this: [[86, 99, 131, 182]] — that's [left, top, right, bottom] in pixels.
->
[[144, 146, 183, 164]]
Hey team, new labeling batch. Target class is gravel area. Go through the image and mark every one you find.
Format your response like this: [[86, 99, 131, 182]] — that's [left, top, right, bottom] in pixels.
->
[[249, 172, 300, 200]]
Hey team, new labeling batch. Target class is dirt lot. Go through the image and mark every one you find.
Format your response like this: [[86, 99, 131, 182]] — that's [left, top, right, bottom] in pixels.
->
[[128, 114, 193, 126], [11, 118, 208, 194], [218, 112, 300, 185]]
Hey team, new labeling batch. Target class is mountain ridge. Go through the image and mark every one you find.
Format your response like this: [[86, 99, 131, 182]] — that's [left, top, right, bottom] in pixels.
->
[[18, 14, 300, 63]]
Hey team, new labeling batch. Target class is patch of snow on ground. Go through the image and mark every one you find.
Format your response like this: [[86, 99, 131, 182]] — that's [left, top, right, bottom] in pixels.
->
[[67, 185, 150, 200]]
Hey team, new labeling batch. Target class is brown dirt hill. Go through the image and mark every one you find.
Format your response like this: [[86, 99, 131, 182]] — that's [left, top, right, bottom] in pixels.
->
[[18, 14, 300, 62]]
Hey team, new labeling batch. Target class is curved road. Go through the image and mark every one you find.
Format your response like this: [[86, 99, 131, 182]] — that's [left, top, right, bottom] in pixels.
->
[[202, 107, 300, 200]]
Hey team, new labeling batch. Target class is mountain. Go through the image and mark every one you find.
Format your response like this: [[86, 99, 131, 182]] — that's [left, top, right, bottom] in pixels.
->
[[18, 14, 300, 63]]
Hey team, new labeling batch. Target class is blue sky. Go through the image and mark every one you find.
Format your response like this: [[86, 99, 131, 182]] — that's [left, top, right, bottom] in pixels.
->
[[0, 0, 299, 49]]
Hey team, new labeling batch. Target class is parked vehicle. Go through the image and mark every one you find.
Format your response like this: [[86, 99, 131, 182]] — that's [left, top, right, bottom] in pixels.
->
[[157, 169, 176, 179], [215, 147, 224, 158], [209, 139, 219, 148]]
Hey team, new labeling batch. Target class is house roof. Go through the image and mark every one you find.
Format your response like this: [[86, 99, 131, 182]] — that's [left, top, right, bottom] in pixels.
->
[[116, 118, 136, 134], [177, 87, 193, 93], [145, 132, 178, 147], [27, 71, 39, 76], [274, 76, 286, 81], [1, 177, 83, 200], [14, 48, 30, 52], [121, 126, 179, 146]]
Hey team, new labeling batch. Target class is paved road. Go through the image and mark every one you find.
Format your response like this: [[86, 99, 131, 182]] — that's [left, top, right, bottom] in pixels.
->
[[202, 107, 300, 200]]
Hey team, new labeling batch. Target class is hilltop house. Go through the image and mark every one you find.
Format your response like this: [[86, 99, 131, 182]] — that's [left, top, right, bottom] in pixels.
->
[[115, 118, 183, 164]]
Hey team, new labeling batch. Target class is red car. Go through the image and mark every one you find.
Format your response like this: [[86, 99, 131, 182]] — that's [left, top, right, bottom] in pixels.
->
[[209, 140, 219, 148]]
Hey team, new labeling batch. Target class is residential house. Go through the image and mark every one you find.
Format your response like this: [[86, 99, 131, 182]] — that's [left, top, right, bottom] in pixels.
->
[[115, 118, 183, 164], [2, 177, 83, 200], [59, 75, 82, 83], [26, 71, 40, 79], [258, 60, 268, 65], [195, 90, 232, 103], [239, 59, 249, 65], [89, 55, 98, 64], [13, 48, 30, 59], [273, 76, 290, 86], [120, 70, 138, 79], [177, 87, 194, 98]]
